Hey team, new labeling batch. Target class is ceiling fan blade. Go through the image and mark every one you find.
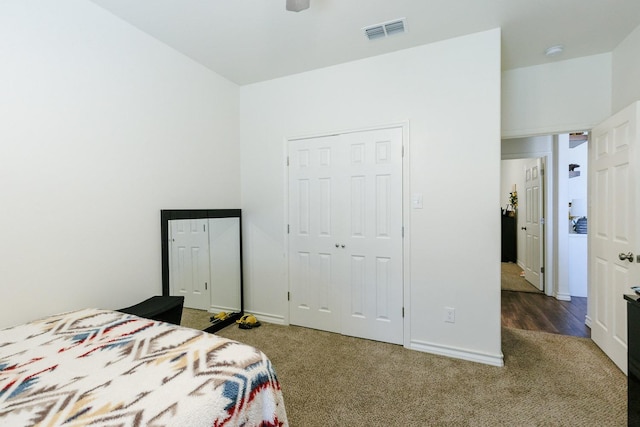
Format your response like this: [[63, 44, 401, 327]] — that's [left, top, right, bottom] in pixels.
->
[[286, 0, 310, 12]]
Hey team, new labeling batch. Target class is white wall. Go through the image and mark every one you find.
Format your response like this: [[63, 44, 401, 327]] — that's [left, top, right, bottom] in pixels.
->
[[568, 142, 588, 210], [613, 24, 640, 114], [567, 136, 588, 299], [500, 159, 526, 211], [240, 29, 503, 365], [502, 136, 553, 158], [502, 54, 612, 138], [553, 134, 571, 301], [0, 0, 240, 327]]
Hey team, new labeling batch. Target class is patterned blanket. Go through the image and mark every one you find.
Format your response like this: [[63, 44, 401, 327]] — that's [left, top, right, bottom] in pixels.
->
[[0, 309, 288, 426]]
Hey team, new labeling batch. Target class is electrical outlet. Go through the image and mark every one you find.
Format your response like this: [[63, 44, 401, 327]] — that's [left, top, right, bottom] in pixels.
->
[[444, 307, 455, 323]]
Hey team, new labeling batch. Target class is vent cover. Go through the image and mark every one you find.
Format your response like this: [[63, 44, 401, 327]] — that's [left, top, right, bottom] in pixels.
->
[[363, 18, 407, 40]]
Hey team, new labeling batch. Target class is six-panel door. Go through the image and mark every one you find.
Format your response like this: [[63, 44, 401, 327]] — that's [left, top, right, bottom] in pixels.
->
[[288, 127, 403, 344]]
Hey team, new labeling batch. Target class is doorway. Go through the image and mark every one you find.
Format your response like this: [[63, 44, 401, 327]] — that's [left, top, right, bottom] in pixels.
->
[[501, 132, 589, 336], [500, 157, 545, 293]]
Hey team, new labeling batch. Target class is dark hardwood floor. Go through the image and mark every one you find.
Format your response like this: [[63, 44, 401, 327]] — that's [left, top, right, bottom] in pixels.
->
[[501, 290, 590, 338]]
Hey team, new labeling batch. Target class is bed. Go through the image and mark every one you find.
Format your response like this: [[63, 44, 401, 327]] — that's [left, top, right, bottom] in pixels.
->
[[0, 308, 288, 426]]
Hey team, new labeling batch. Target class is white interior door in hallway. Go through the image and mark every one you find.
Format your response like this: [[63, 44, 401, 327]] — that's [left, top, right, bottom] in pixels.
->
[[523, 158, 544, 291], [169, 217, 242, 313], [170, 219, 211, 310], [288, 127, 403, 345], [590, 101, 640, 374]]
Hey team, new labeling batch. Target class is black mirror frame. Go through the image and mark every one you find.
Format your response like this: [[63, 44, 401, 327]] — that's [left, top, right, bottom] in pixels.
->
[[161, 209, 243, 332]]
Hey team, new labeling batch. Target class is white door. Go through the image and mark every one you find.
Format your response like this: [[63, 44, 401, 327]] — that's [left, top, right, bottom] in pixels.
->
[[590, 101, 640, 373], [288, 134, 344, 334], [523, 158, 544, 291], [339, 129, 403, 344], [288, 127, 403, 344], [170, 219, 211, 310]]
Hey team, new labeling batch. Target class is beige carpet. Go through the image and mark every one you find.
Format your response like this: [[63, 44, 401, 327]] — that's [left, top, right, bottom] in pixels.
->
[[180, 307, 213, 330], [502, 262, 543, 293], [181, 311, 626, 426]]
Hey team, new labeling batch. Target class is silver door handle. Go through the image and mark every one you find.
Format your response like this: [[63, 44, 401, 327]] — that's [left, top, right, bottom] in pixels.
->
[[619, 252, 634, 262]]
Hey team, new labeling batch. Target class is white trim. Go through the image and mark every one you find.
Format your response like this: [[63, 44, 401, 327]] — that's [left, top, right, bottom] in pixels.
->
[[555, 293, 572, 302], [541, 155, 554, 298], [502, 151, 551, 160], [410, 339, 505, 367], [282, 137, 291, 326], [247, 311, 286, 325], [502, 122, 599, 140], [401, 121, 412, 349], [287, 122, 408, 142], [585, 314, 592, 328]]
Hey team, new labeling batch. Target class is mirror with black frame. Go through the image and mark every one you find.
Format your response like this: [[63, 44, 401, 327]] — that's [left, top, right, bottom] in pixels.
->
[[161, 209, 243, 332]]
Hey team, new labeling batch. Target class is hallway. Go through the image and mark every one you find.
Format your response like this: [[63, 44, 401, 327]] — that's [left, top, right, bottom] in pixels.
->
[[501, 290, 589, 338]]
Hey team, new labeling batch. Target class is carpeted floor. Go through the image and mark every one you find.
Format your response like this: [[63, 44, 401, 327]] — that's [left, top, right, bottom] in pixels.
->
[[180, 307, 213, 330], [181, 310, 626, 426], [502, 262, 543, 293]]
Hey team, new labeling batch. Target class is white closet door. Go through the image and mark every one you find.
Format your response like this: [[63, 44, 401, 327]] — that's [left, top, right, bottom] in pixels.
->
[[339, 128, 403, 344], [289, 134, 344, 333], [288, 127, 403, 344], [170, 219, 211, 310]]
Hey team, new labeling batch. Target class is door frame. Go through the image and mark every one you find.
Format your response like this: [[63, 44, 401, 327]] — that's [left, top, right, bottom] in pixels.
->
[[502, 132, 590, 305], [283, 121, 411, 348]]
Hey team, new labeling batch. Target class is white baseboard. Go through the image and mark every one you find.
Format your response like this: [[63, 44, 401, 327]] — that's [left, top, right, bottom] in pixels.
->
[[209, 305, 241, 314], [585, 315, 592, 329], [409, 339, 504, 367], [555, 293, 572, 301], [245, 311, 286, 325]]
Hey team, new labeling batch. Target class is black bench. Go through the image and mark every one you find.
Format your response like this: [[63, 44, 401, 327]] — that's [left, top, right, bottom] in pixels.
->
[[117, 296, 184, 325]]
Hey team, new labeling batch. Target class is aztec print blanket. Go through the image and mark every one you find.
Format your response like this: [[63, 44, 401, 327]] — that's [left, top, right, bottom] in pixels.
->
[[0, 308, 288, 426]]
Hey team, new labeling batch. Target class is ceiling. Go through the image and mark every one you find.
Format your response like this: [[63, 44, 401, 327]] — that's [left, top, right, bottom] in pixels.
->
[[89, 0, 640, 85]]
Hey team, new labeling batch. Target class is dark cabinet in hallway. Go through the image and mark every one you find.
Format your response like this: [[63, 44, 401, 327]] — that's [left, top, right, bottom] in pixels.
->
[[501, 212, 517, 263]]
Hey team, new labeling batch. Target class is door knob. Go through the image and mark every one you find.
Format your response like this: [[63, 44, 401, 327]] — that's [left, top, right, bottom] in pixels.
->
[[335, 244, 339, 248], [619, 252, 634, 262], [341, 244, 345, 248], [521, 227, 527, 230]]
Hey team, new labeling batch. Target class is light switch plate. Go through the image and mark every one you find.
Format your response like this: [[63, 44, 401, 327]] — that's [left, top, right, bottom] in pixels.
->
[[411, 193, 423, 209]]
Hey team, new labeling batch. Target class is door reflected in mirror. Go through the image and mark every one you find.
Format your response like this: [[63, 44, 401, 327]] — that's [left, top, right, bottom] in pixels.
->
[[161, 209, 243, 331]]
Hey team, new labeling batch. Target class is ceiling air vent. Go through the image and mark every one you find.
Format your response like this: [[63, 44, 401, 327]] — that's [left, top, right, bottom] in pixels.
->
[[363, 18, 407, 41]]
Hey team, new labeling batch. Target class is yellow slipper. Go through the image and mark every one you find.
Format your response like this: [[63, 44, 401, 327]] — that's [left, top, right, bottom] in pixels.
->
[[237, 314, 261, 329], [210, 311, 230, 323]]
